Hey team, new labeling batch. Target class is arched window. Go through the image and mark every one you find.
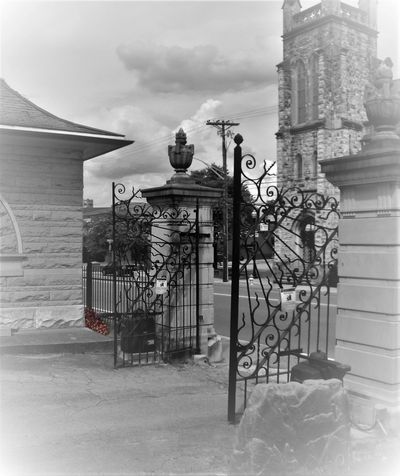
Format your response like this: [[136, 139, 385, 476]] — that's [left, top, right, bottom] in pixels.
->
[[297, 61, 307, 123], [296, 153, 303, 179], [300, 215, 316, 262], [313, 150, 318, 176], [310, 55, 319, 120]]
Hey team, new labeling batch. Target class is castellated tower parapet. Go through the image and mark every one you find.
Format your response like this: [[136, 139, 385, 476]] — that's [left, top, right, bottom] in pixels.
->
[[283, 0, 377, 34]]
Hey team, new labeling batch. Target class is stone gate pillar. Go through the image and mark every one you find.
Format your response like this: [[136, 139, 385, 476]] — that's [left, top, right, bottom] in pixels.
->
[[142, 129, 221, 357], [320, 64, 400, 416]]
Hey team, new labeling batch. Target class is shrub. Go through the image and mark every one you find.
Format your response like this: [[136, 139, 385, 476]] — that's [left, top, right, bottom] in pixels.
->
[[84, 307, 110, 335]]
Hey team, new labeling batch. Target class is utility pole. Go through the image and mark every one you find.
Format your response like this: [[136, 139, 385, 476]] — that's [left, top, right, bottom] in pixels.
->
[[206, 119, 240, 282]]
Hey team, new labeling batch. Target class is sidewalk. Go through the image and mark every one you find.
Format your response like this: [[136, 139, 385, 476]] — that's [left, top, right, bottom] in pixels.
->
[[0, 328, 398, 476], [0, 327, 233, 476]]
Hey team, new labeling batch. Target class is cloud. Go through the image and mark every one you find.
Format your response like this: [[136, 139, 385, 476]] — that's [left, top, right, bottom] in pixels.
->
[[82, 105, 175, 181], [174, 98, 223, 158], [116, 42, 274, 94], [176, 98, 221, 136], [83, 97, 224, 181], [82, 98, 226, 205]]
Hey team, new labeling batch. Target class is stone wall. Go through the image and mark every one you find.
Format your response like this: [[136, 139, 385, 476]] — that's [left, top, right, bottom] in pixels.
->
[[0, 144, 84, 329], [277, 17, 376, 188]]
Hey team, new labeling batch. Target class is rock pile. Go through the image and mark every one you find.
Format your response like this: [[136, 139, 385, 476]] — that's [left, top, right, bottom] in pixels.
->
[[230, 379, 350, 475]]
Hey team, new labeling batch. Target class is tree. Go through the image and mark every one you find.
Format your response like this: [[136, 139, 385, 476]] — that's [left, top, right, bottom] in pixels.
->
[[83, 209, 151, 265], [190, 164, 254, 230], [190, 164, 254, 260], [83, 214, 112, 262]]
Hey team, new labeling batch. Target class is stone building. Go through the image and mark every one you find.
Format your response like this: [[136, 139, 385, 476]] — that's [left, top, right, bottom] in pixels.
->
[[275, 0, 377, 261], [0, 79, 132, 331]]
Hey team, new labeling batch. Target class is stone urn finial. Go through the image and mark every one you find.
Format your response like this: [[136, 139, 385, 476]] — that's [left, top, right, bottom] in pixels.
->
[[363, 57, 400, 147], [175, 128, 187, 146], [168, 128, 194, 179]]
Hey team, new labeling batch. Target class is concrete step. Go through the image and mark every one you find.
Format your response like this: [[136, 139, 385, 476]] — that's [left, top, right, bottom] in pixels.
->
[[0, 327, 114, 355]]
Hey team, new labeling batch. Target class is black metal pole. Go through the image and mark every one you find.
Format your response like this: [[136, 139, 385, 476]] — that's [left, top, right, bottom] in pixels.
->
[[227, 134, 243, 423], [253, 213, 257, 278], [112, 182, 118, 369], [86, 261, 93, 309], [195, 199, 201, 354]]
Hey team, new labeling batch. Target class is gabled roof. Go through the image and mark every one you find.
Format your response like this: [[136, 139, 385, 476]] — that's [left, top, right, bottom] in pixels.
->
[[0, 79, 123, 137]]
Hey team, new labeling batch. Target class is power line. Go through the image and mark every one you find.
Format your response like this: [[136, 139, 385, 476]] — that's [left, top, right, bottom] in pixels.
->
[[99, 104, 278, 161], [229, 104, 278, 118]]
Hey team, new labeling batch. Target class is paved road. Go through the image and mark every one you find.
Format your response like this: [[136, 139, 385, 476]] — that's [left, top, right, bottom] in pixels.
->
[[213, 279, 337, 356], [86, 273, 337, 356]]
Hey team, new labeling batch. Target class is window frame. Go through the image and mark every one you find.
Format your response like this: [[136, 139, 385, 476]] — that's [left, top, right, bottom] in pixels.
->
[[310, 54, 319, 121], [297, 61, 307, 124]]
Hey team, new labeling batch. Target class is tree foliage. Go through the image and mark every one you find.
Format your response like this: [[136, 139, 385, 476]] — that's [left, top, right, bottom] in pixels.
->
[[190, 164, 254, 235], [83, 214, 112, 262], [83, 211, 150, 264]]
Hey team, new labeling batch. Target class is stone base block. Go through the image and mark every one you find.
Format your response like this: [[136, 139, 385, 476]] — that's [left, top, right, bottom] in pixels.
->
[[193, 354, 208, 365], [342, 373, 400, 409], [335, 342, 400, 384], [347, 391, 400, 436], [0, 305, 84, 330], [336, 309, 400, 349], [0, 327, 12, 336], [207, 333, 223, 362]]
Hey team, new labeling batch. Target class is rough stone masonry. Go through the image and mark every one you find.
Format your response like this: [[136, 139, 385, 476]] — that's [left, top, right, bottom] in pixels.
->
[[230, 379, 350, 475]]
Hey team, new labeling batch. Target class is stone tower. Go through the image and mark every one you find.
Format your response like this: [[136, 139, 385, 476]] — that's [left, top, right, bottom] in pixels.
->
[[274, 0, 378, 268], [277, 0, 377, 195]]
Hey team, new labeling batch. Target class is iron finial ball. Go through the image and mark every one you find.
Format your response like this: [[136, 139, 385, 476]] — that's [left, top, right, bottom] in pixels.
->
[[175, 128, 187, 145], [234, 134, 243, 145]]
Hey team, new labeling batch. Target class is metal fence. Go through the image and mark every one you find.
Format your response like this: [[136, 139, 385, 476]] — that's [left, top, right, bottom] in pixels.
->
[[83, 262, 155, 317], [83, 262, 114, 318]]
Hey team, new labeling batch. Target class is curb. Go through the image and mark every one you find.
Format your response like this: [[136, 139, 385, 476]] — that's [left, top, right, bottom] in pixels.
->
[[0, 340, 114, 355], [0, 328, 114, 355]]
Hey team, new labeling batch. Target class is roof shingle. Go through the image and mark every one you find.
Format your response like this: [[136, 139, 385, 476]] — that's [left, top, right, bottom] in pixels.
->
[[0, 79, 124, 137]]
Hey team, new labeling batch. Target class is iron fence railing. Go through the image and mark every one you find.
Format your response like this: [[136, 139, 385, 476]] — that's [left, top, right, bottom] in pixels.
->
[[82, 259, 201, 366], [83, 262, 159, 321], [83, 262, 114, 319]]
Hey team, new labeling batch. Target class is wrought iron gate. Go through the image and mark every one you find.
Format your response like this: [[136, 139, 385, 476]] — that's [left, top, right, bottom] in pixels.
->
[[111, 183, 200, 367], [228, 135, 340, 422]]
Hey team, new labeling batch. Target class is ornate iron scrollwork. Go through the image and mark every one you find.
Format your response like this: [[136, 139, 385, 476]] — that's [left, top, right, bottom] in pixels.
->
[[111, 183, 199, 367], [228, 137, 340, 421]]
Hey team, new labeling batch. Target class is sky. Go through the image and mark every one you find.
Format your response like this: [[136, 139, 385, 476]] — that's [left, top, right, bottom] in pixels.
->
[[1, 0, 399, 206]]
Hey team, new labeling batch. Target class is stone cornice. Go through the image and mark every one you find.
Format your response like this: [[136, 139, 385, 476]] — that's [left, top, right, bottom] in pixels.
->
[[341, 119, 364, 132], [283, 14, 377, 41], [320, 146, 400, 187], [277, 117, 364, 137], [289, 119, 326, 134], [142, 179, 222, 206]]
